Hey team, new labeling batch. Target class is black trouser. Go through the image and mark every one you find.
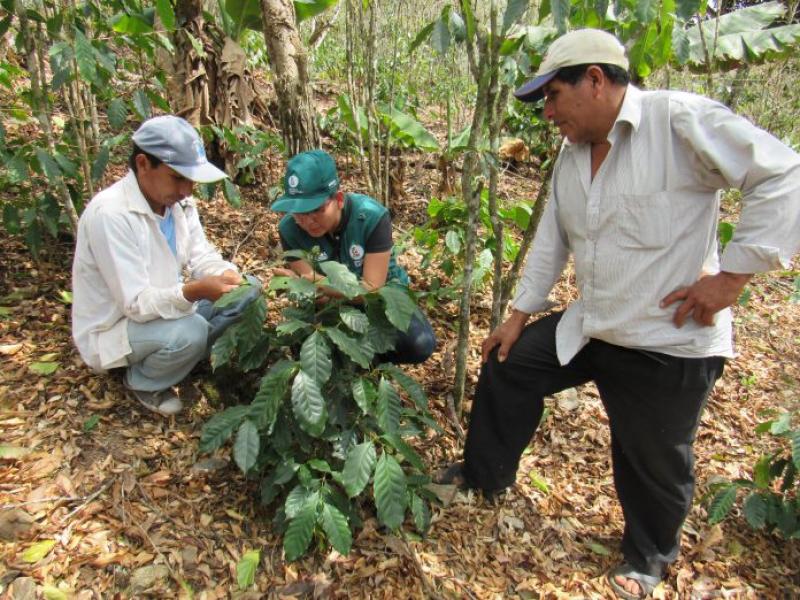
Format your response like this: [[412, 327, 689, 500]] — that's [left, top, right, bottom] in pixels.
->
[[463, 312, 725, 577]]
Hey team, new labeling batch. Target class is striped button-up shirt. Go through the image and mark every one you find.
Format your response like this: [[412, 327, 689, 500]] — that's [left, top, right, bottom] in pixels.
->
[[512, 85, 800, 364]]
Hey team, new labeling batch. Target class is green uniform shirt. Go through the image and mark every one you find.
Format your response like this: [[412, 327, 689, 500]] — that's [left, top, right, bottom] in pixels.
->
[[279, 193, 409, 286]]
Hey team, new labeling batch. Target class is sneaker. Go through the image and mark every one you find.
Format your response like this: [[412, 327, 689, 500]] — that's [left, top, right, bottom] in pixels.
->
[[130, 389, 183, 416]]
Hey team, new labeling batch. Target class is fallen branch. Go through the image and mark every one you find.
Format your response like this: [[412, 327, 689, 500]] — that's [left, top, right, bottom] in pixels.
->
[[60, 477, 114, 523]]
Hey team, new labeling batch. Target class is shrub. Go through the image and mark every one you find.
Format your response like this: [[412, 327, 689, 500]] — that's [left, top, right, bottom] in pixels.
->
[[199, 253, 439, 560]]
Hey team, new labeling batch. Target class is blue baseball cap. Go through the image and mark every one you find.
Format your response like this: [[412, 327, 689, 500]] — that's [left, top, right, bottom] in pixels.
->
[[132, 116, 228, 183]]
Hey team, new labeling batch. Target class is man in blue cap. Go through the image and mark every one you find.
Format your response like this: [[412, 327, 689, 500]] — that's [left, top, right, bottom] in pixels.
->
[[272, 149, 435, 364], [438, 29, 800, 598], [72, 115, 261, 417]]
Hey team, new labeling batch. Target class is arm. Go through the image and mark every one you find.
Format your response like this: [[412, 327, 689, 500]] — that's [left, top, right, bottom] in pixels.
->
[[661, 96, 800, 326]]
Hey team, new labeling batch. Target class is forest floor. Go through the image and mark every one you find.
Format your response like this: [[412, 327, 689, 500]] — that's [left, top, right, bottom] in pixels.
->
[[1, 150, 799, 599]]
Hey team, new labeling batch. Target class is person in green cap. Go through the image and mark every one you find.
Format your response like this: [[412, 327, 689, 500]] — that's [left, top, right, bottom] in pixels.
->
[[272, 149, 436, 364]]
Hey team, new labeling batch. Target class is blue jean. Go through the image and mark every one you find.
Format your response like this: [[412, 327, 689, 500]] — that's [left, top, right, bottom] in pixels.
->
[[124, 276, 262, 392], [381, 309, 436, 365]]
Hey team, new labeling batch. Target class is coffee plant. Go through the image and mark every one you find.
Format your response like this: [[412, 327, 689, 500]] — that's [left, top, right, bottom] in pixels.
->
[[199, 252, 439, 560], [708, 409, 800, 538]]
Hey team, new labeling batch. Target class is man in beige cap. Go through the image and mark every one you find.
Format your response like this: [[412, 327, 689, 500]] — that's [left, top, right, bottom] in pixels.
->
[[438, 29, 800, 598]]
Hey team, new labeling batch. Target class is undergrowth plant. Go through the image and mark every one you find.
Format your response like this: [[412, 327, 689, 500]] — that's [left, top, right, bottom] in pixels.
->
[[708, 409, 800, 538], [199, 251, 438, 560]]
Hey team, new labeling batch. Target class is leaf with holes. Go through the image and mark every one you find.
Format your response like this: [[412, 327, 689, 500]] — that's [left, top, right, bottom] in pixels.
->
[[233, 419, 259, 473], [320, 501, 352, 555], [342, 441, 376, 498], [300, 331, 332, 385], [373, 453, 407, 530], [291, 370, 326, 437]]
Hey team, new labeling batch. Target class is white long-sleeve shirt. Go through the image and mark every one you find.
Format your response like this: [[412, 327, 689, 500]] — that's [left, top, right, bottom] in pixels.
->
[[72, 171, 236, 371], [513, 85, 800, 364]]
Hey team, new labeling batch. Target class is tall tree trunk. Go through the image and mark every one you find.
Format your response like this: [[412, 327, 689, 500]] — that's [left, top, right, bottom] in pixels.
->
[[261, 0, 320, 155]]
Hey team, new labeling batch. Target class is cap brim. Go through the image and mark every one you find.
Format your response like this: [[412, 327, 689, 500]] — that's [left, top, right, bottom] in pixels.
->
[[513, 71, 558, 103], [271, 192, 330, 214], [171, 161, 228, 183]]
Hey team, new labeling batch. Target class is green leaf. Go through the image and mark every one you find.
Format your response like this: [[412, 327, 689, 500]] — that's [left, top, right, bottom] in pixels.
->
[[213, 281, 253, 308], [587, 541, 611, 556], [111, 13, 154, 34], [222, 179, 241, 208], [132, 89, 152, 119], [3, 204, 21, 234], [5, 155, 28, 184], [550, 0, 569, 34], [156, 0, 176, 29], [233, 419, 260, 473], [225, 0, 262, 36], [22, 539, 56, 563], [320, 501, 352, 555], [210, 326, 237, 369], [445, 230, 461, 254], [325, 328, 374, 369], [373, 453, 407, 530], [236, 549, 260, 590], [285, 486, 318, 519], [0, 445, 30, 459], [409, 20, 436, 54], [430, 15, 451, 54], [743, 492, 767, 529], [283, 500, 318, 561], [381, 433, 425, 471], [53, 152, 77, 177], [291, 370, 327, 437], [184, 30, 207, 58], [300, 331, 332, 385], [339, 306, 369, 334], [351, 377, 375, 414], [29, 361, 59, 375], [634, 0, 658, 23], [276, 319, 312, 336], [91, 143, 110, 181], [319, 261, 364, 299], [342, 441, 377, 498], [83, 414, 100, 433], [380, 365, 428, 412], [294, 0, 337, 23], [36, 149, 62, 181], [384, 108, 439, 152], [377, 377, 401, 434], [199, 405, 251, 453], [250, 360, 296, 431], [770, 412, 792, 435], [791, 429, 800, 469], [73, 28, 97, 84], [502, 0, 529, 34], [378, 286, 416, 333], [410, 493, 431, 533], [42, 586, 68, 600], [754, 455, 772, 488], [708, 484, 739, 524]]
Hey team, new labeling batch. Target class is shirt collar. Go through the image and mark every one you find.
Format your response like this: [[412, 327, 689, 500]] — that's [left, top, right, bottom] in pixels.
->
[[608, 84, 642, 145], [122, 170, 159, 217]]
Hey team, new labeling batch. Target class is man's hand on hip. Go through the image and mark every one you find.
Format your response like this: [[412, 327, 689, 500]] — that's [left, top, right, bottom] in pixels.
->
[[660, 271, 752, 328], [481, 309, 530, 363]]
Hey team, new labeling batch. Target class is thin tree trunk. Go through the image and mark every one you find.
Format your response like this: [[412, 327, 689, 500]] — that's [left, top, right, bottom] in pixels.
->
[[261, 0, 320, 155], [452, 3, 495, 414]]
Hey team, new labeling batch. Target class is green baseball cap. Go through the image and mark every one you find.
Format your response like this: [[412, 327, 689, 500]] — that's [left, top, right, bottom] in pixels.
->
[[271, 150, 340, 213]]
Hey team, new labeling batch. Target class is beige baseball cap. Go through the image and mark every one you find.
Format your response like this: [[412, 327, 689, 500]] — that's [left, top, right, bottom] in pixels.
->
[[514, 29, 629, 102]]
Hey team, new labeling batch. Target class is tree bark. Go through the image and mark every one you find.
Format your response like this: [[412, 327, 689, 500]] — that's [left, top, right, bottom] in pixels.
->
[[260, 0, 320, 155]]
